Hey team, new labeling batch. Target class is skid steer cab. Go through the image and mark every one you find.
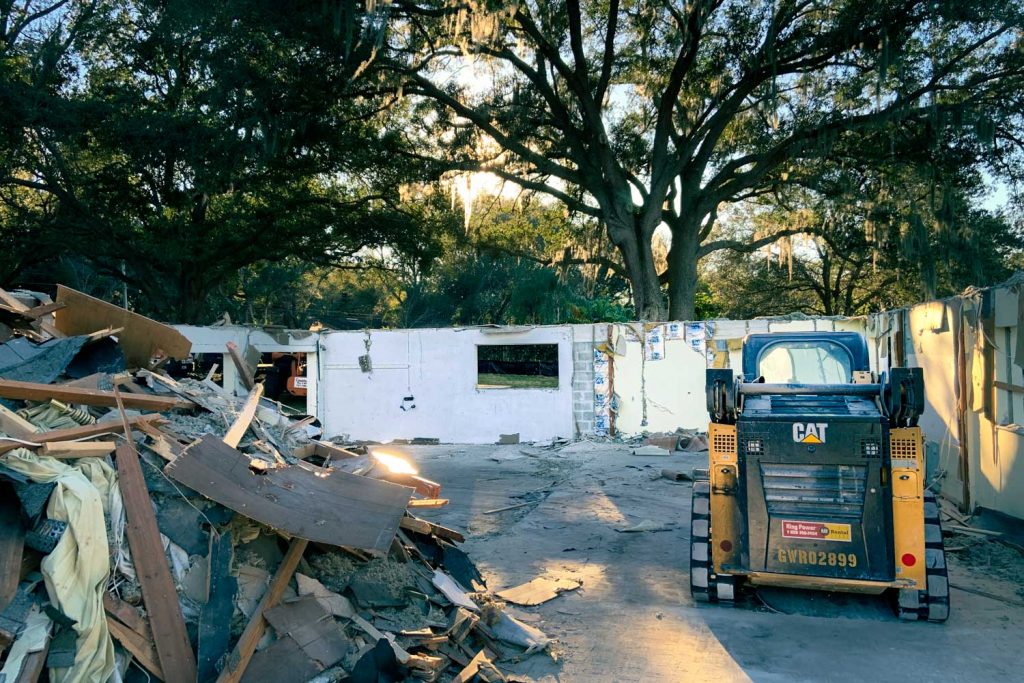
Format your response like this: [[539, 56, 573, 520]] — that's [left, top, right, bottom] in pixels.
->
[[689, 332, 948, 622]]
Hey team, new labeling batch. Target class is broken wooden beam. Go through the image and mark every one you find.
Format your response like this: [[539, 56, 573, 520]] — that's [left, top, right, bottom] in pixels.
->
[[0, 379, 191, 411], [0, 414, 166, 456], [0, 287, 63, 339], [407, 498, 449, 509], [216, 538, 308, 683], [18, 302, 65, 320], [399, 515, 465, 543], [222, 383, 264, 449], [105, 615, 164, 680], [114, 440, 197, 682], [134, 420, 184, 462], [164, 435, 411, 552], [225, 342, 255, 391], [0, 404, 38, 440], [0, 496, 25, 611], [39, 441, 116, 458]]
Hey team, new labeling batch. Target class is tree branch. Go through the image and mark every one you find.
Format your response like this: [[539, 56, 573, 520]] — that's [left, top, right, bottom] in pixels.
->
[[698, 225, 808, 258]]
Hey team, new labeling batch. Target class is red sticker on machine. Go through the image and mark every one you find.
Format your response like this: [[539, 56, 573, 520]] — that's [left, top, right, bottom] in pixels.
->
[[781, 520, 852, 542]]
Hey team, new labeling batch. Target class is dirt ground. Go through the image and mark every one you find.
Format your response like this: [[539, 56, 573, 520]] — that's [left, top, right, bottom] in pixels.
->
[[385, 442, 1024, 683]]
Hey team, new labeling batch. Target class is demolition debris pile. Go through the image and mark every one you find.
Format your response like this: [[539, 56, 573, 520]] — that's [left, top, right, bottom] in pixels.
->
[[0, 286, 544, 682]]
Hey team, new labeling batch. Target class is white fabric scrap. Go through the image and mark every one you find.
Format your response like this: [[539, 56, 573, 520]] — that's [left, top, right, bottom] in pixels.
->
[[0, 605, 52, 681], [490, 610, 550, 654], [0, 449, 116, 683]]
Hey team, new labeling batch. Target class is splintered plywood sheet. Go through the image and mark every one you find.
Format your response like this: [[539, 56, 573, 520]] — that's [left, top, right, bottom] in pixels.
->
[[497, 577, 581, 606], [54, 285, 192, 367], [164, 435, 411, 553]]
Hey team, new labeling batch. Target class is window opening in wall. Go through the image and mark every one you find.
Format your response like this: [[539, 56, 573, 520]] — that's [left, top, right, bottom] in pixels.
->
[[166, 353, 224, 386], [256, 352, 309, 411], [477, 344, 559, 389]]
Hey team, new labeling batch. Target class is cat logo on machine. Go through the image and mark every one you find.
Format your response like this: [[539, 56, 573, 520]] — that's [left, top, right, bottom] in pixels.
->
[[792, 422, 828, 444]]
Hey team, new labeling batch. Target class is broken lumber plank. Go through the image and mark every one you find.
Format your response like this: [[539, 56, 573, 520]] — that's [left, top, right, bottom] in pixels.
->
[[400, 515, 465, 543], [81, 326, 125, 344], [0, 288, 63, 339], [0, 404, 38, 439], [451, 650, 506, 683], [102, 593, 150, 636], [114, 440, 197, 683], [39, 441, 116, 458], [0, 379, 190, 411], [0, 302, 64, 324], [18, 302, 65, 320], [198, 530, 236, 683], [53, 285, 191, 367], [225, 342, 255, 391], [0, 496, 25, 610], [134, 420, 184, 462], [308, 440, 361, 461], [165, 435, 411, 552], [106, 616, 164, 680], [283, 414, 316, 434], [373, 467, 442, 498], [216, 538, 308, 683], [408, 498, 449, 509], [0, 414, 166, 456], [222, 383, 264, 449]]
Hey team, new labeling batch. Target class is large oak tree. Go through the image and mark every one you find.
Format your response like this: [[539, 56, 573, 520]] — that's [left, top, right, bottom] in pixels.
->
[[389, 0, 1024, 319]]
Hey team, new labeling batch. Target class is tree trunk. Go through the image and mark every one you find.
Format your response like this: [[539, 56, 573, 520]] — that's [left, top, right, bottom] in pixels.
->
[[604, 212, 665, 320], [666, 217, 701, 320]]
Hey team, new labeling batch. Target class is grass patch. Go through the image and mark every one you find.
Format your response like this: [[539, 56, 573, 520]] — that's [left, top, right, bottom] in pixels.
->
[[477, 373, 558, 389]]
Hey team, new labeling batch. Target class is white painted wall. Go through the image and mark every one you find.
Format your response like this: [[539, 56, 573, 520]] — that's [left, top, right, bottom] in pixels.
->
[[608, 318, 869, 435], [318, 326, 575, 443], [866, 283, 1024, 520], [897, 301, 965, 505]]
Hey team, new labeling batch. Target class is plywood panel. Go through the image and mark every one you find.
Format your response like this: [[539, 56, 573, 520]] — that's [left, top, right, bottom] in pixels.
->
[[55, 286, 191, 367], [165, 435, 410, 552]]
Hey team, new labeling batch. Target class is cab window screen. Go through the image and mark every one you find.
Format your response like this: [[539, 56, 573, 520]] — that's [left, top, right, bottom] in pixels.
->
[[758, 342, 853, 384]]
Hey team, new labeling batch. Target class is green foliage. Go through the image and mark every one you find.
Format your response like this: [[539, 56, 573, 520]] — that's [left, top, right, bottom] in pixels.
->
[[390, 0, 1024, 318], [2, 0, 431, 322], [2, 1, 1022, 328]]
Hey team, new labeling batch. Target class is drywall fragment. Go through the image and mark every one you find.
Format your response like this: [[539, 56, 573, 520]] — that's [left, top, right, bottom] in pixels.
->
[[631, 445, 670, 456], [432, 569, 478, 611], [496, 577, 580, 606]]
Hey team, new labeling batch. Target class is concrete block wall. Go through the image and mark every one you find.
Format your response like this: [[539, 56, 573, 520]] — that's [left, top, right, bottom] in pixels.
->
[[572, 341, 596, 436]]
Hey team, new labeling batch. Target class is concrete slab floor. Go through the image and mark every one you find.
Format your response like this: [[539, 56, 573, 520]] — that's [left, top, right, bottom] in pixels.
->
[[379, 442, 1024, 683]]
